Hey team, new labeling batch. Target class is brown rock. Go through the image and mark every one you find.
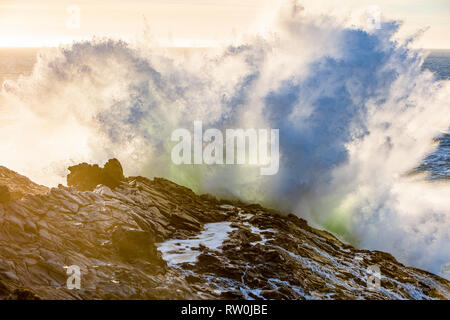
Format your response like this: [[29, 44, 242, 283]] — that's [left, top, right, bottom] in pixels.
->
[[111, 225, 165, 269], [0, 166, 48, 200], [0, 185, 11, 203], [103, 159, 125, 187], [67, 158, 125, 191], [0, 162, 448, 300]]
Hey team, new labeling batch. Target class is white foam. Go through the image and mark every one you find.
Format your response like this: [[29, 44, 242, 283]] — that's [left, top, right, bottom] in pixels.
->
[[219, 204, 236, 210], [157, 222, 236, 266]]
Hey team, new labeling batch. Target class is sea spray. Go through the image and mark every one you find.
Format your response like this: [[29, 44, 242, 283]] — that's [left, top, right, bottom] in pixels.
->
[[0, 1, 449, 277]]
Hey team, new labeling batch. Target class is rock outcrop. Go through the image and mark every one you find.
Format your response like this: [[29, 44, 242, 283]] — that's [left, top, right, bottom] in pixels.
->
[[0, 161, 448, 300], [67, 158, 125, 191], [0, 166, 48, 200]]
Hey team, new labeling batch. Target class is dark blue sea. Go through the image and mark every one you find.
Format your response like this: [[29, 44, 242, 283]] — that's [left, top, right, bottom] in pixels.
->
[[418, 50, 450, 180]]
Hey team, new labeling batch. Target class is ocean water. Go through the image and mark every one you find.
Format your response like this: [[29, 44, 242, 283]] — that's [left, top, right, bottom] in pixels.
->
[[415, 133, 449, 180], [0, 48, 39, 84], [0, 9, 449, 279], [422, 50, 450, 81], [417, 50, 450, 180]]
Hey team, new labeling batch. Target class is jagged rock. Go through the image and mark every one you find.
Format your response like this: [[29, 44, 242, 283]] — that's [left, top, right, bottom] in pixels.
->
[[103, 159, 125, 187], [0, 163, 448, 300], [0, 166, 48, 200], [67, 158, 125, 191], [111, 225, 163, 267], [0, 185, 11, 203]]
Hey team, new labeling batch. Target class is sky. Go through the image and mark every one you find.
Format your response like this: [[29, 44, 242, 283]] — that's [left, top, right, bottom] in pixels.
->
[[0, 0, 449, 48]]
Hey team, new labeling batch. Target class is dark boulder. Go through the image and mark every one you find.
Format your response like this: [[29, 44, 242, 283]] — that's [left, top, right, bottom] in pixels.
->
[[111, 225, 165, 270], [0, 185, 11, 203], [67, 158, 125, 191]]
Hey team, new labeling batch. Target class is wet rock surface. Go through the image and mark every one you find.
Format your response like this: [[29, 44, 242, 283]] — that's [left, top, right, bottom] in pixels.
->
[[0, 162, 448, 300]]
